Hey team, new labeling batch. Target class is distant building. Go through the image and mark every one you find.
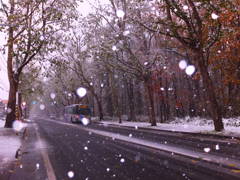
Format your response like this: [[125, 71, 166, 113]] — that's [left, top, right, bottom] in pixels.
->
[[0, 99, 7, 108], [0, 100, 8, 105]]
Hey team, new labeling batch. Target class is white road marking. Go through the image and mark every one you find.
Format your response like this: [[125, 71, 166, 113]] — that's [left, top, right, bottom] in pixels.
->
[[42, 119, 240, 170], [34, 124, 57, 180]]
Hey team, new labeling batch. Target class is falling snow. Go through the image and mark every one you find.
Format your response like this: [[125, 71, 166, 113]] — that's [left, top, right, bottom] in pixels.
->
[[81, 118, 90, 126], [112, 45, 117, 51], [179, 60, 187, 70], [50, 93, 56, 99], [13, 120, 26, 132], [185, 65, 196, 76], [144, 62, 148, 66], [76, 87, 87, 97], [183, 5, 188, 10], [7, 108, 12, 114], [211, 13, 219, 20], [39, 104, 45, 110], [120, 158, 125, 163], [68, 171, 74, 178], [123, 30, 130, 36], [204, 147, 211, 153], [116, 10, 125, 18]]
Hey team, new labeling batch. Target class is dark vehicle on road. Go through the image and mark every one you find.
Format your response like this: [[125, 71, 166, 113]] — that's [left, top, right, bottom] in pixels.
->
[[64, 104, 91, 124]]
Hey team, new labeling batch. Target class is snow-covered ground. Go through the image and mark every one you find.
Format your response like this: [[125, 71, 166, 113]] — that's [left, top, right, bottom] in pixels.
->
[[170, 116, 240, 127], [98, 116, 240, 138], [0, 120, 21, 170], [0, 120, 4, 127]]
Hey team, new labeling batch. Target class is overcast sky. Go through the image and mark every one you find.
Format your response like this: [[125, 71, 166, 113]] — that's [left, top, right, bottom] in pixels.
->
[[0, 32, 8, 100], [78, 0, 109, 15]]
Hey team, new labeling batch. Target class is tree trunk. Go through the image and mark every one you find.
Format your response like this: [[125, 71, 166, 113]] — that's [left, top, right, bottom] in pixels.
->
[[109, 72, 121, 123], [197, 55, 224, 131], [126, 80, 136, 121], [5, 8, 18, 128], [186, 79, 196, 117], [164, 78, 170, 121], [158, 77, 165, 122], [135, 83, 143, 116], [128, 98, 136, 121], [5, 81, 18, 128], [144, 79, 156, 126], [95, 96, 104, 121]]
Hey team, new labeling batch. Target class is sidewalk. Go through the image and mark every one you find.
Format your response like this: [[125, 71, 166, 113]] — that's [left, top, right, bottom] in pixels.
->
[[8, 121, 48, 180], [0, 120, 47, 180], [0, 120, 21, 180]]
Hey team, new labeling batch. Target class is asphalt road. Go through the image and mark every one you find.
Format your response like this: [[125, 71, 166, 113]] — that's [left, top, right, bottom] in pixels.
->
[[33, 118, 240, 180], [89, 123, 240, 161]]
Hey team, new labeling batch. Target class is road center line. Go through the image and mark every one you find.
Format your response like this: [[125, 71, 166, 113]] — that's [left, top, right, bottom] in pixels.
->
[[34, 124, 57, 180]]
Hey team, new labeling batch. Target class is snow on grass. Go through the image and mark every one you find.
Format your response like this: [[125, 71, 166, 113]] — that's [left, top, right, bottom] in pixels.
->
[[0, 120, 5, 128], [100, 116, 240, 138], [0, 136, 20, 160], [171, 116, 240, 127]]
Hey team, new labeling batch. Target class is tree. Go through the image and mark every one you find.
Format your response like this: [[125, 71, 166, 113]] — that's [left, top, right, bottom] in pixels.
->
[[29, 0, 239, 128], [45, 19, 106, 120], [136, 0, 230, 131], [84, 0, 170, 126], [0, 0, 78, 127], [18, 64, 43, 118], [210, 0, 240, 116]]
